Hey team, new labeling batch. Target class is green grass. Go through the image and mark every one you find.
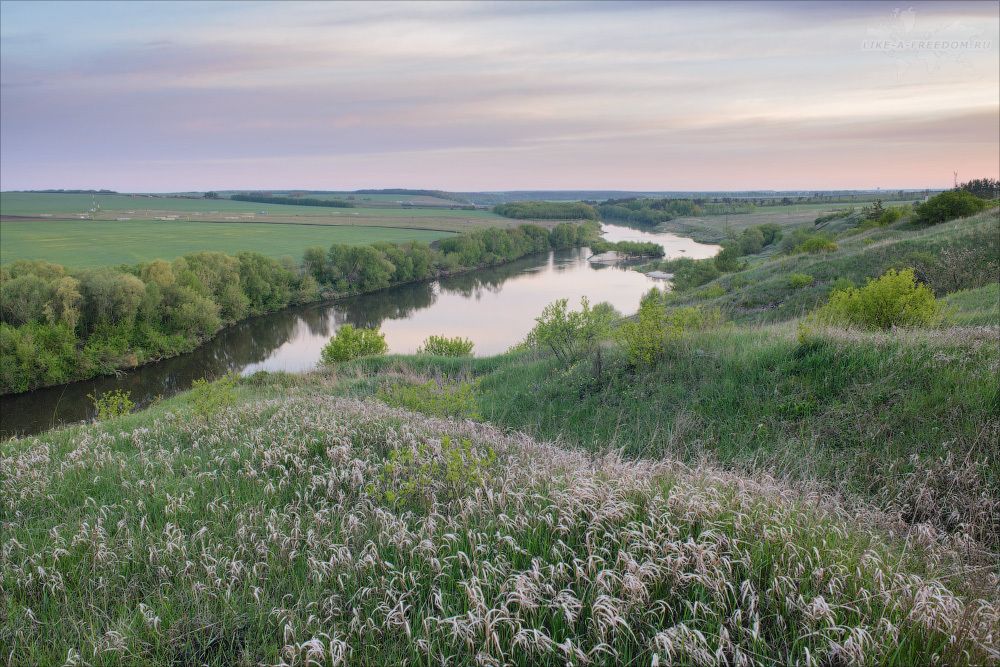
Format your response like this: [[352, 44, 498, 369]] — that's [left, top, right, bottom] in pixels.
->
[[0, 192, 517, 233], [3, 386, 997, 665], [666, 209, 999, 322], [944, 283, 1000, 325], [658, 200, 919, 243], [3, 206, 998, 664], [0, 219, 453, 267]]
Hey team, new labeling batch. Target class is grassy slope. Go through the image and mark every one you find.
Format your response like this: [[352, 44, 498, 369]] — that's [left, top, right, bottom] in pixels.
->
[[3, 207, 998, 665], [654, 201, 917, 243], [3, 391, 998, 666], [668, 209, 999, 323], [0, 219, 453, 267]]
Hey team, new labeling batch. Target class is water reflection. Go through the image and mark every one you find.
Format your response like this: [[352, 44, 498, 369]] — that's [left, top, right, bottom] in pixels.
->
[[1, 226, 718, 437]]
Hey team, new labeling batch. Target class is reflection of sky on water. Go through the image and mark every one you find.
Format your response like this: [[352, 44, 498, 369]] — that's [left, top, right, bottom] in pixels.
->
[[599, 223, 719, 259], [243, 227, 720, 373], [2, 225, 719, 437]]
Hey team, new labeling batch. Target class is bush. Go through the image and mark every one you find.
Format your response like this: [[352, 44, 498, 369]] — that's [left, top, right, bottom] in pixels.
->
[[795, 236, 838, 254], [527, 297, 616, 365], [188, 374, 238, 418], [658, 257, 721, 291], [378, 379, 481, 420], [320, 324, 388, 364], [699, 284, 727, 298], [370, 435, 497, 511], [788, 273, 814, 289], [418, 335, 474, 357], [914, 190, 988, 225], [713, 244, 743, 272], [617, 290, 721, 366], [817, 268, 941, 330], [89, 389, 134, 420]]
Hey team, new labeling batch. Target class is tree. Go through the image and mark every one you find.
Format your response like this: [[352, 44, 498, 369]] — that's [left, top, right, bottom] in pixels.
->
[[0, 274, 50, 325], [203, 191, 220, 199], [44, 276, 83, 330], [958, 178, 999, 200]]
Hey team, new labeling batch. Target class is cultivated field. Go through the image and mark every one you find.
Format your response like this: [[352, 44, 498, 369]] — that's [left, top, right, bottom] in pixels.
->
[[0, 193, 515, 233], [0, 219, 453, 267]]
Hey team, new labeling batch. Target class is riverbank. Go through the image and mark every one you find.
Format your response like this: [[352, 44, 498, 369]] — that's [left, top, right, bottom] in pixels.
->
[[2, 242, 672, 437], [1, 222, 599, 395]]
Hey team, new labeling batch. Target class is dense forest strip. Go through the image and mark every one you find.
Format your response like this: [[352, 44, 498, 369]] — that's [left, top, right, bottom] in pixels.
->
[[230, 194, 355, 208], [493, 201, 598, 220], [0, 222, 597, 394]]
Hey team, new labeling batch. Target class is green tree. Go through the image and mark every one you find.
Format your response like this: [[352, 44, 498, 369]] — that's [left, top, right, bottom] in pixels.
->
[[0, 274, 51, 325]]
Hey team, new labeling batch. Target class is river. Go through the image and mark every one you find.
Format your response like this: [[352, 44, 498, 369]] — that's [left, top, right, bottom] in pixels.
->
[[1, 224, 717, 437]]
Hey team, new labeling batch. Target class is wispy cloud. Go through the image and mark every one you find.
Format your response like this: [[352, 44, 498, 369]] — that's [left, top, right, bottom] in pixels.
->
[[1, 0, 996, 190]]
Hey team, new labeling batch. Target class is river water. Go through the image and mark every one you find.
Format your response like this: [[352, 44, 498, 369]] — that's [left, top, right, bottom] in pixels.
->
[[1, 224, 717, 437]]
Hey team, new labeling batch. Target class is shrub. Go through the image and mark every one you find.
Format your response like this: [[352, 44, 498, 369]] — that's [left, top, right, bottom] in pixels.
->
[[188, 374, 238, 418], [713, 244, 743, 271], [320, 324, 388, 364], [378, 379, 481, 420], [418, 335, 474, 357], [617, 290, 721, 366], [830, 277, 855, 293], [817, 268, 941, 330], [788, 273, 814, 289], [914, 190, 988, 225], [89, 388, 134, 420], [527, 297, 616, 365], [370, 435, 497, 511], [651, 257, 721, 291], [700, 284, 727, 298], [795, 236, 838, 254]]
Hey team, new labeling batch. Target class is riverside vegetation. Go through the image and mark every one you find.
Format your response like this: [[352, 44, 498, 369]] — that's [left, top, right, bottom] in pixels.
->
[[1, 190, 998, 666], [0, 221, 597, 394]]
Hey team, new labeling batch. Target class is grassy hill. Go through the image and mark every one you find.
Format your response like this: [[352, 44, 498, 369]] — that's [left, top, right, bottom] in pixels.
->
[[663, 209, 998, 323], [3, 391, 997, 665], [3, 205, 998, 665]]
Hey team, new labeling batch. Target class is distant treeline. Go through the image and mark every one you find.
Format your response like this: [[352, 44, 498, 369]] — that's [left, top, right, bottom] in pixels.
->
[[353, 189, 467, 203], [0, 222, 597, 394], [14, 189, 118, 194], [589, 239, 664, 258], [230, 194, 355, 208], [493, 201, 598, 220], [597, 198, 703, 225]]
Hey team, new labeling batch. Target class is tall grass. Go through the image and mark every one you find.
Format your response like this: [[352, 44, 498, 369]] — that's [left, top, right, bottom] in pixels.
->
[[3, 397, 997, 665]]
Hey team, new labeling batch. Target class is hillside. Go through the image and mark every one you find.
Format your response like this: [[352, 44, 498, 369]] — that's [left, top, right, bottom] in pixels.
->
[[3, 207, 998, 666], [3, 393, 998, 665]]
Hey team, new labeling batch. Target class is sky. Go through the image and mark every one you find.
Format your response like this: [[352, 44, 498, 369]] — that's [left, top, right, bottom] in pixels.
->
[[1, 0, 997, 192]]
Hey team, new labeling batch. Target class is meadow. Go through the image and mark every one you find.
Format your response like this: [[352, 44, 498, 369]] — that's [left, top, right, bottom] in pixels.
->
[[0, 219, 453, 267], [0, 192, 516, 233]]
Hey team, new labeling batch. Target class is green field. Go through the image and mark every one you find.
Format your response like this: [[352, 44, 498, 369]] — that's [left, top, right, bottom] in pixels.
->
[[0, 219, 453, 267], [0, 192, 510, 232]]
